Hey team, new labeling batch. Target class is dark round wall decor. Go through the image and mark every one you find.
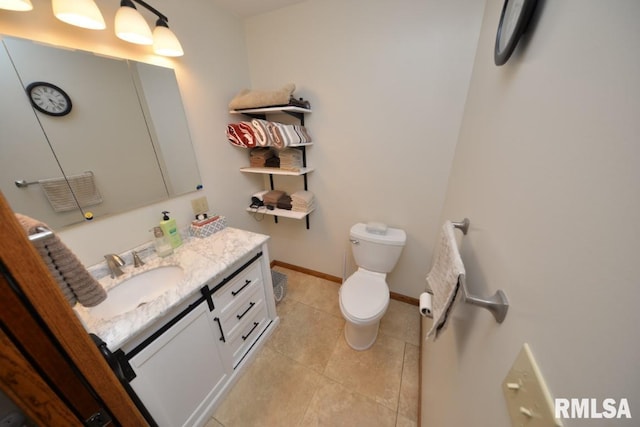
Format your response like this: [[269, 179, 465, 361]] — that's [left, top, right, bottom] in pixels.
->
[[26, 81, 72, 116], [494, 0, 538, 66]]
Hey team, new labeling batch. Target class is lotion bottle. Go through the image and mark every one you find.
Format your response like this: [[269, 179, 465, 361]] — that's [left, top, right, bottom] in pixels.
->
[[153, 227, 173, 257], [160, 211, 183, 248]]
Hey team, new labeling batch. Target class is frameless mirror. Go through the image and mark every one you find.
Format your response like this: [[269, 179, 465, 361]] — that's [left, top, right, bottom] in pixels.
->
[[0, 36, 202, 229]]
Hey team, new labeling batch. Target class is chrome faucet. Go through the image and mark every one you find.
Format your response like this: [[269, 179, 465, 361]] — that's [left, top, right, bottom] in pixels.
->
[[132, 251, 145, 268], [104, 253, 125, 278]]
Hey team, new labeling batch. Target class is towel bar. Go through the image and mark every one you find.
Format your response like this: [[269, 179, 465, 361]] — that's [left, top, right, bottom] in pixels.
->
[[452, 218, 509, 323], [28, 226, 54, 242], [15, 179, 38, 188]]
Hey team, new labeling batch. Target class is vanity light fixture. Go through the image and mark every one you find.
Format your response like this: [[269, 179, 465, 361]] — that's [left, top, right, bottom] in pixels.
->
[[115, 0, 153, 45], [152, 18, 183, 57], [52, 0, 106, 30], [1, 0, 183, 57], [0, 0, 32, 11]]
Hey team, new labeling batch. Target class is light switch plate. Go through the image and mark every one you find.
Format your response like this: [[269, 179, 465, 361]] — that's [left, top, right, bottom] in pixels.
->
[[502, 343, 563, 427], [191, 196, 209, 215]]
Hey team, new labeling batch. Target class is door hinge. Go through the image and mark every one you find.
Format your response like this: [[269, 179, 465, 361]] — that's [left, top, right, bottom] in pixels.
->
[[85, 409, 112, 427]]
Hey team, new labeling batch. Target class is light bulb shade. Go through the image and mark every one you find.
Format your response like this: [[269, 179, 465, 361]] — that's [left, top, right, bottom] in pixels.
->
[[153, 23, 184, 57], [115, 4, 153, 45], [0, 0, 32, 11], [52, 0, 105, 30]]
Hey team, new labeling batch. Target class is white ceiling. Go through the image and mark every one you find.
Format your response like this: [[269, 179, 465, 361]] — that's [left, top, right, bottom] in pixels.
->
[[211, 0, 308, 18]]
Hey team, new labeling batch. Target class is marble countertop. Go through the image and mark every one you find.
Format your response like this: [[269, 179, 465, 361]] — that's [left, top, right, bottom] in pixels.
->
[[74, 227, 269, 350]]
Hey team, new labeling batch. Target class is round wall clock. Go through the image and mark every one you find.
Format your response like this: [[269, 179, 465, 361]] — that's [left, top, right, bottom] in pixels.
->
[[494, 0, 538, 66], [26, 81, 72, 116]]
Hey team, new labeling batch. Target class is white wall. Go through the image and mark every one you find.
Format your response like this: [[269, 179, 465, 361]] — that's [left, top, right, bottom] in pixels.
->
[[0, 0, 259, 265], [422, 0, 640, 425], [243, 0, 485, 296]]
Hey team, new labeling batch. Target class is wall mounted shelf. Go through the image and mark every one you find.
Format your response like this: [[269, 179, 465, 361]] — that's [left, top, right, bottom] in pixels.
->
[[231, 104, 315, 229]]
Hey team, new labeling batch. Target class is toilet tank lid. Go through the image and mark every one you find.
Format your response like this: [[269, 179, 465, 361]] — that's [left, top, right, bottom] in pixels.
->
[[350, 223, 406, 246]]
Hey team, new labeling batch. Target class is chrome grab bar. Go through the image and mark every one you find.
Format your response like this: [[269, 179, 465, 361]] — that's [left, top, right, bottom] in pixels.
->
[[450, 218, 509, 323]]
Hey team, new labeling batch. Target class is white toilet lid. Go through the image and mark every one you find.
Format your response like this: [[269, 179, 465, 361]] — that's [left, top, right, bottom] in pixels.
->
[[341, 271, 389, 322]]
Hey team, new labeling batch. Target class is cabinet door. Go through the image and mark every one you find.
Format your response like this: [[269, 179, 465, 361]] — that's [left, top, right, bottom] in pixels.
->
[[129, 303, 227, 427]]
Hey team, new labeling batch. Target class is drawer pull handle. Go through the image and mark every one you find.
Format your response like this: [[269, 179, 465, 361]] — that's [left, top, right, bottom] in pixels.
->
[[242, 322, 259, 341], [231, 279, 252, 296], [213, 317, 226, 343], [237, 302, 256, 320]]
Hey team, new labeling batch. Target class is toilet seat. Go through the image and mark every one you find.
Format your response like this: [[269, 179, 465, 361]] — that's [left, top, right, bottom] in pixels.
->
[[340, 269, 389, 323]]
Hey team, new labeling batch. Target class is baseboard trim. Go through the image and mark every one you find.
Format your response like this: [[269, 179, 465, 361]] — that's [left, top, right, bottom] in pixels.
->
[[271, 260, 419, 306]]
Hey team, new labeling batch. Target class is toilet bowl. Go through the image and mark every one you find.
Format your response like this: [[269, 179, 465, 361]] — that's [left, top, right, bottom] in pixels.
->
[[339, 223, 406, 350], [340, 268, 390, 350]]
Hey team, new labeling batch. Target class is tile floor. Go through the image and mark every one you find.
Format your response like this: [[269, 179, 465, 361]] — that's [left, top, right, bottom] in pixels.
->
[[206, 266, 421, 427]]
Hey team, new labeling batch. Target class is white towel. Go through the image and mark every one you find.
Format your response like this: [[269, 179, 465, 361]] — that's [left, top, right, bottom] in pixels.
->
[[39, 171, 102, 212], [426, 221, 465, 340]]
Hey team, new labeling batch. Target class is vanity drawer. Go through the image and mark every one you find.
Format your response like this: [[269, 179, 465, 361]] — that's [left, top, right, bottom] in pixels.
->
[[212, 261, 262, 312], [219, 284, 265, 338], [226, 301, 269, 368]]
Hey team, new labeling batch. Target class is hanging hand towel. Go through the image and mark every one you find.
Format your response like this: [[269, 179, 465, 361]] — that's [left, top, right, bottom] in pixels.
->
[[425, 221, 465, 340], [15, 213, 107, 308], [39, 171, 102, 213]]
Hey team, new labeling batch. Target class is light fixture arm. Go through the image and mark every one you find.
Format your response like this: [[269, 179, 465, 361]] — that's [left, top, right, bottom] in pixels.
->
[[130, 0, 168, 24]]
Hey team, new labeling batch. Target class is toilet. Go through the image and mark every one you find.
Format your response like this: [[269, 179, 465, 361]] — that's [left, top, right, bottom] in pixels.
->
[[339, 223, 406, 350]]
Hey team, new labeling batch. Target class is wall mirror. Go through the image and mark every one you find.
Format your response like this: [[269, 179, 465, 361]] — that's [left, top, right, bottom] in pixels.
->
[[0, 36, 202, 229]]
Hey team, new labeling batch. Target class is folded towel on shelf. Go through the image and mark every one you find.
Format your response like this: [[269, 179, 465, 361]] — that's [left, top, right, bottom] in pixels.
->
[[265, 156, 280, 168], [226, 122, 257, 148], [228, 83, 296, 110], [263, 190, 286, 206], [276, 195, 292, 210], [39, 171, 102, 213], [249, 147, 275, 167], [425, 221, 465, 340], [291, 190, 316, 212], [279, 148, 304, 171], [15, 213, 107, 308]]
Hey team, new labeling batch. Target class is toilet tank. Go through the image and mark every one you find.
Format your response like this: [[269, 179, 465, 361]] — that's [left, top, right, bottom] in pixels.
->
[[350, 223, 406, 273]]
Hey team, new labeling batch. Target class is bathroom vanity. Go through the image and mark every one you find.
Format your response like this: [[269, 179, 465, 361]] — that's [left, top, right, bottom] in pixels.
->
[[74, 228, 279, 427]]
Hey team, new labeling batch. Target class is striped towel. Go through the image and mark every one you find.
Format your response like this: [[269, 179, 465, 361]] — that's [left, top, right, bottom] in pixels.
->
[[39, 171, 102, 213], [15, 213, 107, 308], [226, 122, 257, 148]]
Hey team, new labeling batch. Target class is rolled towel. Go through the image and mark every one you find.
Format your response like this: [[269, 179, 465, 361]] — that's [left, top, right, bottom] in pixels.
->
[[251, 119, 274, 146], [15, 213, 107, 308], [226, 122, 257, 148]]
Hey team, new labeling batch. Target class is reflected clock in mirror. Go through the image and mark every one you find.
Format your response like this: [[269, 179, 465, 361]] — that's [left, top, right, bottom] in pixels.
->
[[494, 0, 538, 66], [26, 81, 72, 116]]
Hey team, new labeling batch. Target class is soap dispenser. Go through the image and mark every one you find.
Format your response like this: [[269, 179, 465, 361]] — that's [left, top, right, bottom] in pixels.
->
[[160, 211, 183, 248], [153, 227, 173, 257]]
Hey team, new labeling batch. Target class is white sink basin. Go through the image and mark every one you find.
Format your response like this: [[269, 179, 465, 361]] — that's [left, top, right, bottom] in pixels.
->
[[89, 265, 184, 319]]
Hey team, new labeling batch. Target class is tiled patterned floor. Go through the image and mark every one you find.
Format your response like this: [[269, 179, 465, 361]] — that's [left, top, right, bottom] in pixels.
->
[[206, 266, 421, 427]]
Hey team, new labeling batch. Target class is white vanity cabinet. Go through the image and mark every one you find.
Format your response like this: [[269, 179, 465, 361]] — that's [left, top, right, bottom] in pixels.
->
[[128, 302, 227, 427], [115, 246, 278, 427], [212, 256, 271, 369]]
